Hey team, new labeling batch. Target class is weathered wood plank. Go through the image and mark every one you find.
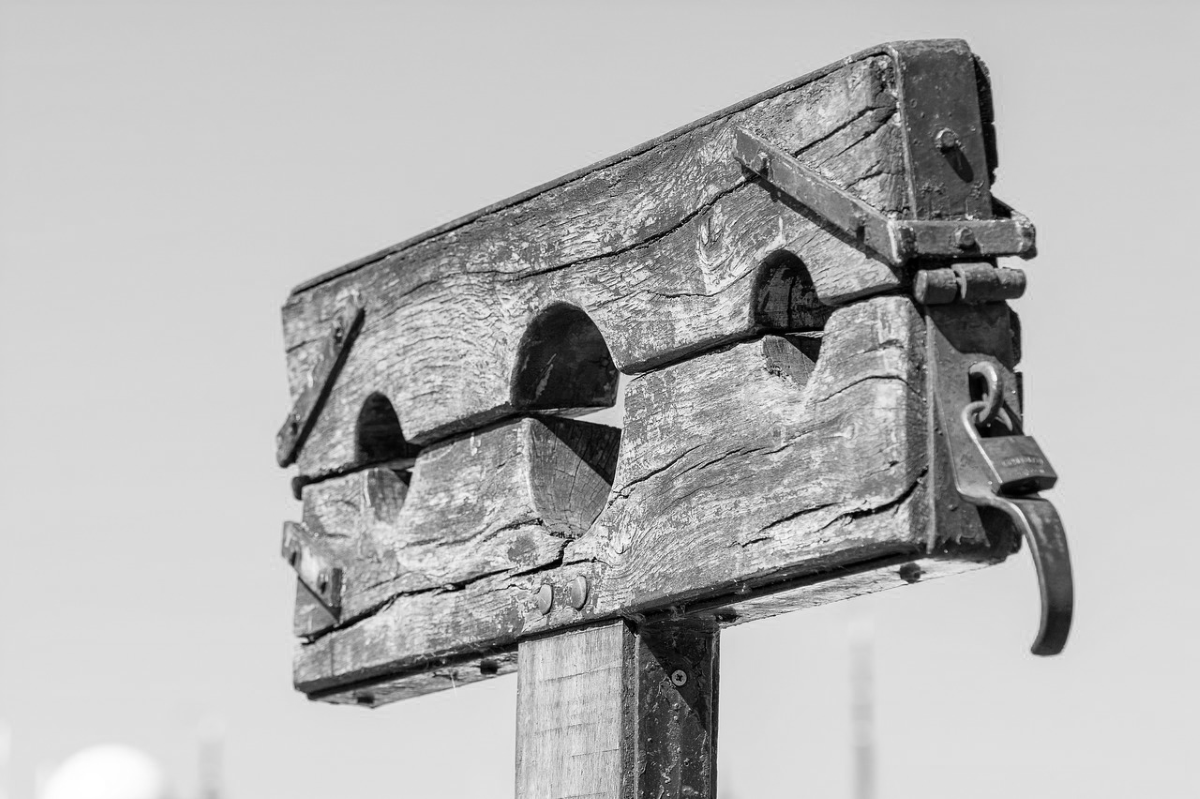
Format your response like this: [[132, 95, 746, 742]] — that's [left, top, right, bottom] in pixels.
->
[[281, 50, 913, 473], [289, 297, 1016, 702], [515, 620, 718, 799], [288, 417, 620, 636]]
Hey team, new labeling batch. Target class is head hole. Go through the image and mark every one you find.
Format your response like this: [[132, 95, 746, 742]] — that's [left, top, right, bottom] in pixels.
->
[[752, 250, 831, 332], [355, 392, 420, 464], [511, 304, 618, 415]]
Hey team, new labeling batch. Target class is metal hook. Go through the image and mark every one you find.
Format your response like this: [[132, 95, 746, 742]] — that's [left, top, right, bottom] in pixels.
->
[[928, 305, 1073, 657], [969, 493, 1073, 655]]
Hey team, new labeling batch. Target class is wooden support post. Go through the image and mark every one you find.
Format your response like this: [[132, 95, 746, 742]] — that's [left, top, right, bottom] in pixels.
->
[[516, 621, 718, 799]]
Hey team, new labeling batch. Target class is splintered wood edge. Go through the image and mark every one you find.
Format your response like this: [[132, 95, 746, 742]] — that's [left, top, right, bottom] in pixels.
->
[[302, 551, 998, 707]]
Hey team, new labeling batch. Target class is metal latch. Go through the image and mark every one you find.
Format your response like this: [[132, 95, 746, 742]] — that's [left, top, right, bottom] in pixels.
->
[[731, 128, 1036, 266], [276, 303, 364, 467], [281, 521, 344, 613], [928, 305, 1073, 656]]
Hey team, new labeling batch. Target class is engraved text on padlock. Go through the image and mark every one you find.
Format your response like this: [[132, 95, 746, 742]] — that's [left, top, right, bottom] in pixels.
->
[[977, 435, 1058, 495]]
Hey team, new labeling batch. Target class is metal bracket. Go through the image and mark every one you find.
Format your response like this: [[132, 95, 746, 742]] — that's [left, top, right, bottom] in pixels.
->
[[732, 128, 1036, 266], [926, 303, 1073, 655], [281, 521, 344, 613], [275, 303, 364, 467]]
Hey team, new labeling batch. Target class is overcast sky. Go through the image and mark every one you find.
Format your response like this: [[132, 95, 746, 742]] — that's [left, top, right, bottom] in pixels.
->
[[1, 1, 1196, 797]]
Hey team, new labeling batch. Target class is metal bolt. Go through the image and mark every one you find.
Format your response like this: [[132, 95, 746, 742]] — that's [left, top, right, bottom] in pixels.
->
[[289, 414, 300, 434], [850, 209, 866, 235], [899, 563, 923, 584], [568, 575, 590, 609], [317, 571, 329, 594], [934, 127, 960, 151], [535, 583, 554, 615], [756, 151, 770, 173], [954, 226, 976, 249], [893, 222, 916, 262], [333, 322, 344, 342], [670, 670, 688, 686]]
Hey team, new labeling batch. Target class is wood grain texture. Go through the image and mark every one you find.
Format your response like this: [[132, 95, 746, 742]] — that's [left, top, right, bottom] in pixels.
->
[[287, 296, 1017, 703], [290, 417, 620, 636], [515, 621, 718, 799], [281, 51, 910, 475]]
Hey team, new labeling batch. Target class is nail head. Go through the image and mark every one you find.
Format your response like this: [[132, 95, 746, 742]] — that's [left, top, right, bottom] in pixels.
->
[[535, 583, 554, 615], [568, 575, 589, 609], [935, 127, 960, 151]]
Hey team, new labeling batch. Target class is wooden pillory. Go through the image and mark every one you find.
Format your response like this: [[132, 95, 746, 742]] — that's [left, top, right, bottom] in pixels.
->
[[275, 39, 1073, 796]]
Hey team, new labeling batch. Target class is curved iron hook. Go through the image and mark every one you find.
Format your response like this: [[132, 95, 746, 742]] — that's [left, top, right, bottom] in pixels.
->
[[971, 493, 1073, 655]]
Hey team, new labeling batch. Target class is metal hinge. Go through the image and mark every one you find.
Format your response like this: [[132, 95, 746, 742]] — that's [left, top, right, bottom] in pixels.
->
[[731, 128, 1036, 266], [275, 302, 364, 467]]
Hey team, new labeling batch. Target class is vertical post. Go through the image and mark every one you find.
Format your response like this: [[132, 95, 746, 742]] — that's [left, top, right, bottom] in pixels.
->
[[516, 620, 719, 799], [849, 620, 876, 799]]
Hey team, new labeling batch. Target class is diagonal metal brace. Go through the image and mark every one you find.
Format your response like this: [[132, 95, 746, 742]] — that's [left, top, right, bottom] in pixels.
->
[[275, 302, 364, 467], [282, 521, 344, 614], [732, 128, 1036, 266]]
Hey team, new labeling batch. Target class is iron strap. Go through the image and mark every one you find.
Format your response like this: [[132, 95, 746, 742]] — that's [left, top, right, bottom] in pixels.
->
[[275, 302, 365, 467], [732, 128, 1036, 266], [281, 521, 344, 613]]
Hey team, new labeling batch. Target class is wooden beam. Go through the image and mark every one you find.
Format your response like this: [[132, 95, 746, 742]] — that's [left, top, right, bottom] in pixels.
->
[[289, 296, 1010, 704], [515, 620, 718, 799], [280, 47, 911, 474], [292, 417, 620, 636]]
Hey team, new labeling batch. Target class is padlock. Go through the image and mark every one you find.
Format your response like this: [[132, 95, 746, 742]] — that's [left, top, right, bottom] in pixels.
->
[[962, 403, 1058, 495]]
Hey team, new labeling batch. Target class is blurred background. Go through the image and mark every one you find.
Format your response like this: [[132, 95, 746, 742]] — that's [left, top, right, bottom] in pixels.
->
[[1, 1, 1196, 797]]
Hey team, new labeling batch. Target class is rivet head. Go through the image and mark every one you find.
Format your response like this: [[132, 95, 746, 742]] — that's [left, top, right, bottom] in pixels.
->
[[535, 583, 554, 615], [954, 226, 976, 249], [850, 209, 866, 234], [670, 669, 688, 686], [899, 563, 923, 584], [934, 127, 960, 151], [568, 575, 589, 610]]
